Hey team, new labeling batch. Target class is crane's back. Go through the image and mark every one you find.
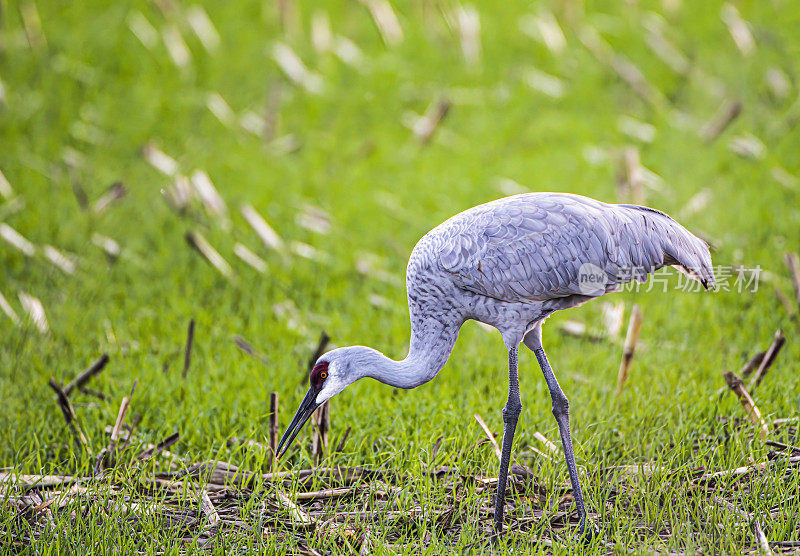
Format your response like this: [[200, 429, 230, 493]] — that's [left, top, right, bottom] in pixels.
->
[[408, 192, 714, 313]]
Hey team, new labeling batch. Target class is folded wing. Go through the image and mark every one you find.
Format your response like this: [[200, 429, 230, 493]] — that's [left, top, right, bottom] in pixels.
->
[[437, 193, 713, 304]]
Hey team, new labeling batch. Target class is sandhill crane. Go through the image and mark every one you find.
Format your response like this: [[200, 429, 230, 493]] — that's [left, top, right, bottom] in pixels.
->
[[277, 192, 714, 542]]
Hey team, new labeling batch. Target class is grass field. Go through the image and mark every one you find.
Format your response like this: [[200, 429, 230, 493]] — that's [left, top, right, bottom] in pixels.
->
[[2, 0, 800, 552]]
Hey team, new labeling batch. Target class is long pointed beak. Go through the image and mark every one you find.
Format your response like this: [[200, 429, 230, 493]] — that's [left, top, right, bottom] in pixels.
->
[[276, 387, 321, 458]]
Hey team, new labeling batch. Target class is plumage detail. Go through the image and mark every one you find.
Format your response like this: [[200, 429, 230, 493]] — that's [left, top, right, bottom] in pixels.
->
[[430, 193, 714, 305], [400, 192, 715, 354]]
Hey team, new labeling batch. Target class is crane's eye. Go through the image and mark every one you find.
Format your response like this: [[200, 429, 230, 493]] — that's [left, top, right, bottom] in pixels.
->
[[320, 371, 328, 380]]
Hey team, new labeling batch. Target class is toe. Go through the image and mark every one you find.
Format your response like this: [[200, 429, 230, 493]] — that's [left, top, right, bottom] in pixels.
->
[[573, 521, 601, 545]]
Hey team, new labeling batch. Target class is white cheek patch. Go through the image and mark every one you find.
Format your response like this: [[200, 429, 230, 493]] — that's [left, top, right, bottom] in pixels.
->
[[315, 376, 346, 404]]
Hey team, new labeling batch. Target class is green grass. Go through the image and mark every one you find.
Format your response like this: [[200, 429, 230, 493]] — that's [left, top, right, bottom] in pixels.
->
[[1, 0, 800, 552]]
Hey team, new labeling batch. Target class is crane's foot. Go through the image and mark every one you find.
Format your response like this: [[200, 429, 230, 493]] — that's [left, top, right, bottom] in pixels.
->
[[486, 533, 501, 548], [573, 518, 601, 545], [464, 523, 504, 553], [465, 533, 497, 553], [471, 524, 599, 552]]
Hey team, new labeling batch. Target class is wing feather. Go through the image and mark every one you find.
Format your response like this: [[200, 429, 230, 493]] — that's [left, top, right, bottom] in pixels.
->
[[434, 193, 714, 303]]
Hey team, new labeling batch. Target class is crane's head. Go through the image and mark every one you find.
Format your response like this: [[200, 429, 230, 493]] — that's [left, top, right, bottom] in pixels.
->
[[276, 346, 369, 458]]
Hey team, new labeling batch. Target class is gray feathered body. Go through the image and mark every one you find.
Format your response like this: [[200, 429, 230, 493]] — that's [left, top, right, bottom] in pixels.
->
[[401, 193, 714, 383], [289, 192, 714, 537]]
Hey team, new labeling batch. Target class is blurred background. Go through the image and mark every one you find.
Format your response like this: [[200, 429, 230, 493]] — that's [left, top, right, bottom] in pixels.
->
[[1, 0, 799, 549]]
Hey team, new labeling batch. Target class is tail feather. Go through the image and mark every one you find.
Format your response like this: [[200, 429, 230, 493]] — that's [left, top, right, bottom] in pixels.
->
[[662, 229, 715, 291], [619, 204, 716, 290]]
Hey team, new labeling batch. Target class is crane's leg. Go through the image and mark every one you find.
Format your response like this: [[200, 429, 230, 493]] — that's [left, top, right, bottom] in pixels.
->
[[493, 345, 522, 536], [524, 330, 595, 543]]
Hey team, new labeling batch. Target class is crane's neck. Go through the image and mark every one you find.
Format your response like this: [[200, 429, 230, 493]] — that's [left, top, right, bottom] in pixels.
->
[[364, 310, 461, 389]]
